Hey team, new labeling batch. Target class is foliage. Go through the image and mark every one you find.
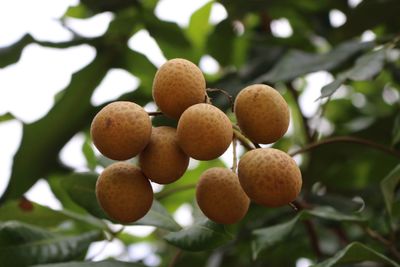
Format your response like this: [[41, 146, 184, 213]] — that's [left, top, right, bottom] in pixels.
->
[[1, 0, 400, 266]]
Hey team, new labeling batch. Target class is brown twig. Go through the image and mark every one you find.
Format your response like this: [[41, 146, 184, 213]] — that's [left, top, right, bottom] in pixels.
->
[[147, 111, 163, 116], [233, 128, 255, 151], [168, 249, 183, 267], [303, 220, 323, 259], [156, 183, 197, 200], [289, 136, 400, 158], [232, 136, 238, 173], [365, 227, 400, 261]]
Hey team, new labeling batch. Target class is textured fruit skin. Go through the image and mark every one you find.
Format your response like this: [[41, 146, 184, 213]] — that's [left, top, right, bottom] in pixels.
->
[[234, 84, 289, 144], [96, 162, 153, 223], [177, 103, 233, 160], [90, 101, 152, 160], [152, 58, 206, 118], [139, 126, 189, 184], [238, 148, 302, 207], [196, 167, 250, 224]]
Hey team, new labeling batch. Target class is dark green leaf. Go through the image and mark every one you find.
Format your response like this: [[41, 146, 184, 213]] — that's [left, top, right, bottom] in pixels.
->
[[0, 54, 112, 203], [347, 49, 386, 81], [33, 260, 146, 267], [252, 215, 300, 259], [305, 206, 367, 222], [311, 242, 400, 267], [207, 19, 236, 66], [392, 112, 400, 146], [164, 219, 233, 251], [0, 112, 15, 123], [61, 172, 108, 219], [133, 200, 182, 231], [381, 165, 400, 218], [0, 35, 34, 68], [0, 199, 105, 230], [0, 221, 102, 267], [258, 40, 374, 83]]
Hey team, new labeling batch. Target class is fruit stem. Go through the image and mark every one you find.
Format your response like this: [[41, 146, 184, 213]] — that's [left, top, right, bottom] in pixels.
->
[[231, 136, 238, 173], [232, 128, 255, 151]]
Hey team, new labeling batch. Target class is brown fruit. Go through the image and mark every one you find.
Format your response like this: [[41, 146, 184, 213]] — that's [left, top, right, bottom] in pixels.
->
[[196, 167, 250, 224], [234, 84, 289, 144], [90, 101, 152, 160], [177, 103, 233, 160], [96, 162, 153, 223], [152, 58, 206, 118], [238, 148, 302, 207], [139, 126, 189, 184]]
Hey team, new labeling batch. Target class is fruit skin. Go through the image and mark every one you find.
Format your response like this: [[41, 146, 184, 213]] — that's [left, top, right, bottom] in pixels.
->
[[196, 167, 250, 224], [238, 148, 302, 207], [177, 103, 233, 160], [139, 126, 189, 184], [90, 101, 152, 160], [152, 58, 206, 118], [96, 162, 153, 223], [234, 84, 289, 144]]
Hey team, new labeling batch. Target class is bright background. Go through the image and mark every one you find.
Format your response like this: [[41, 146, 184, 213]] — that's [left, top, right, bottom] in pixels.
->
[[0, 0, 367, 265]]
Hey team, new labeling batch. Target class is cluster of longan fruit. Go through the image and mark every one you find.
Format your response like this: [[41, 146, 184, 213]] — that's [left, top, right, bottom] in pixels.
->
[[91, 58, 302, 225]]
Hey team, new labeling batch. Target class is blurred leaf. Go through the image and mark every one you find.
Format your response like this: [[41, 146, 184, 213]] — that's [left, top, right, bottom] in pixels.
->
[[186, 1, 213, 57], [0, 112, 15, 123], [164, 219, 233, 251], [252, 207, 366, 259], [320, 75, 347, 99], [252, 215, 299, 260], [0, 199, 105, 230], [0, 54, 112, 203], [82, 135, 97, 171], [33, 261, 146, 267], [0, 221, 102, 267], [257, 40, 374, 83], [65, 4, 92, 18], [347, 48, 386, 81], [144, 13, 193, 60], [381, 165, 400, 218], [0, 35, 34, 68], [311, 242, 400, 267], [392, 112, 400, 146], [133, 200, 182, 231], [207, 19, 235, 66], [61, 172, 107, 219]]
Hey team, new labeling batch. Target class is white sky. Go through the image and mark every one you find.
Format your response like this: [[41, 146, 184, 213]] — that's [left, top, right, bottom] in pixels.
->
[[0, 0, 355, 265]]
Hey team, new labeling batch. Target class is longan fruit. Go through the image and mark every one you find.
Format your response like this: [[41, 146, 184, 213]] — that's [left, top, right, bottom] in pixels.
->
[[152, 58, 206, 118], [177, 103, 233, 160], [196, 167, 250, 224], [90, 101, 152, 160], [234, 84, 289, 144], [139, 126, 189, 184], [238, 148, 302, 207], [96, 162, 153, 223]]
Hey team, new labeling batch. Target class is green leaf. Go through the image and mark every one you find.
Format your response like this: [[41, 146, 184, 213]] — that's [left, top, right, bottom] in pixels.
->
[[347, 49, 386, 81], [392, 112, 400, 146], [0, 199, 105, 230], [134, 200, 182, 231], [186, 1, 213, 55], [0, 221, 102, 267], [0, 54, 112, 203], [252, 215, 300, 260], [61, 172, 108, 219], [0, 35, 34, 68], [82, 134, 97, 171], [32, 260, 146, 267], [164, 219, 233, 251], [252, 207, 366, 259], [258, 40, 374, 83], [0, 112, 15, 123], [311, 242, 400, 267], [319, 75, 346, 99], [381, 165, 400, 218]]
